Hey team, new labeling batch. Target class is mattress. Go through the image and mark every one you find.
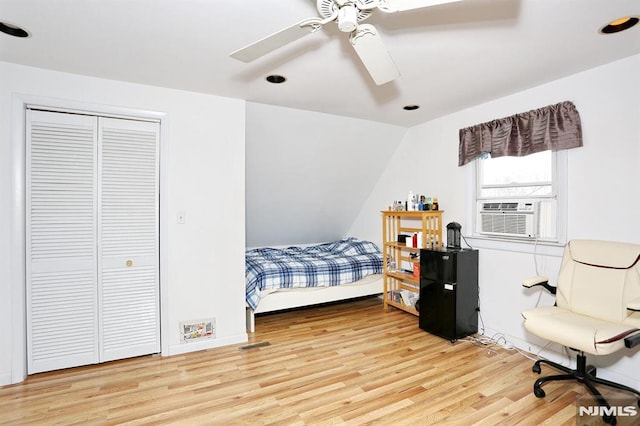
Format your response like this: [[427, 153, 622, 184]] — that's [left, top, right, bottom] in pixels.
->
[[245, 237, 383, 310]]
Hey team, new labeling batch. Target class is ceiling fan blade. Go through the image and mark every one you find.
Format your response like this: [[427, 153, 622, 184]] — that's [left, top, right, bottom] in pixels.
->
[[230, 18, 324, 62], [378, 0, 462, 13], [349, 24, 400, 85]]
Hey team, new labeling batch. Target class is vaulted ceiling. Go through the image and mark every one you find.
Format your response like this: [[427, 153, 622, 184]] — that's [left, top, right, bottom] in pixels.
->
[[1, 0, 638, 127]]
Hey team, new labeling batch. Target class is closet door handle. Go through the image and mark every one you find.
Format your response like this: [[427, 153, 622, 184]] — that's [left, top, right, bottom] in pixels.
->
[[126, 260, 133, 267]]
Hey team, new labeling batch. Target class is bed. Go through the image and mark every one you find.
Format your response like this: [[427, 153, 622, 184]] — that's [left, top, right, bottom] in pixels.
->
[[245, 237, 384, 332]]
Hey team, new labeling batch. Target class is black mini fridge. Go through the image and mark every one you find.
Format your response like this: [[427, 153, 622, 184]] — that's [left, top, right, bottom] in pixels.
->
[[419, 248, 479, 342]]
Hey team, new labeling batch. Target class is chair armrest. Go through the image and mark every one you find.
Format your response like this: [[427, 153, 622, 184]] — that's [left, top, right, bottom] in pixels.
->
[[627, 296, 640, 312], [522, 276, 549, 287], [622, 299, 640, 348], [625, 331, 640, 349], [522, 276, 556, 295]]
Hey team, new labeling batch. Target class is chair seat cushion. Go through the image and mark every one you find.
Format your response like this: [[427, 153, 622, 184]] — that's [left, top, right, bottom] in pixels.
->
[[522, 306, 638, 355]]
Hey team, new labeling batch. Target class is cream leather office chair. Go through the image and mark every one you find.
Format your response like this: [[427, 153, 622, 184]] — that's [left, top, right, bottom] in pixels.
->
[[521, 239, 640, 425]]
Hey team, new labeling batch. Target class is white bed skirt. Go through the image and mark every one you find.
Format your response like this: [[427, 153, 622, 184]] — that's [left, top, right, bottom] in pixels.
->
[[246, 274, 383, 333]]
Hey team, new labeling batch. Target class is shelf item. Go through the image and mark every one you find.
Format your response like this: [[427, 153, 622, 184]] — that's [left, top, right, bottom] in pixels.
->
[[419, 248, 479, 341], [381, 210, 443, 316]]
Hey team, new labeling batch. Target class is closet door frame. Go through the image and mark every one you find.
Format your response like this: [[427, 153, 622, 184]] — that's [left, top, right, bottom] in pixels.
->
[[10, 94, 169, 383]]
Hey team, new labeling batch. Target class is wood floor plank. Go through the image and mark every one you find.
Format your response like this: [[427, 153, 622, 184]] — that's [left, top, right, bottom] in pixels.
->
[[2, 296, 637, 425]]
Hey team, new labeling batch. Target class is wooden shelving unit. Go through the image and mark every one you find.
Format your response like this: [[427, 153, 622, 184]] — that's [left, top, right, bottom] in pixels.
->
[[381, 210, 443, 316]]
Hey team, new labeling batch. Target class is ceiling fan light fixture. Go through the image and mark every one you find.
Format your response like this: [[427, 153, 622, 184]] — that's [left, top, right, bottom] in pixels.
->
[[599, 16, 639, 34], [338, 4, 358, 32], [0, 21, 29, 38]]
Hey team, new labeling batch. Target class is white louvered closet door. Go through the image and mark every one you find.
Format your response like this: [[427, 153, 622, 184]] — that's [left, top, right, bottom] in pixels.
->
[[27, 110, 99, 373], [98, 117, 160, 362], [26, 110, 160, 374]]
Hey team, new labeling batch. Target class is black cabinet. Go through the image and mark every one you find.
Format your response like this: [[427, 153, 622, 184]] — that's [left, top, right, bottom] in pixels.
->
[[419, 248, 479, 342]]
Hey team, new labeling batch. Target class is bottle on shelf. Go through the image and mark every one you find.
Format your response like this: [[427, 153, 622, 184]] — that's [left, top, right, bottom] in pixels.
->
[[432, 198, 439, 211]]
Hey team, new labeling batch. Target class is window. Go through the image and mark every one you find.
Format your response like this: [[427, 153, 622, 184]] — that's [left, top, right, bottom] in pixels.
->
[[477, 151, 553, 198], [472, 150, 566, 243]]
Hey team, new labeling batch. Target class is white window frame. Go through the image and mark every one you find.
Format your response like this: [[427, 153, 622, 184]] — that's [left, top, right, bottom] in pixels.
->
[[465, 150, 568, 255]]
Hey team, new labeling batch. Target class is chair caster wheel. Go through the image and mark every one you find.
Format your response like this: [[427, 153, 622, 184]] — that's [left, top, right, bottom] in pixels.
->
[[603, 414, 617, 425], [532, 364, 541, 374], [533, 386, 545, 398]]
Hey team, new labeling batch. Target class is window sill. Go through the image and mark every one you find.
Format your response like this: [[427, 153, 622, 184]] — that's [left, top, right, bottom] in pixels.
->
[[463, 235, 565, 257]]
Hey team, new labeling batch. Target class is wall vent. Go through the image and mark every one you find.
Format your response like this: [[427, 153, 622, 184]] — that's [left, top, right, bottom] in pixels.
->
[[180, 318, 215, 343]]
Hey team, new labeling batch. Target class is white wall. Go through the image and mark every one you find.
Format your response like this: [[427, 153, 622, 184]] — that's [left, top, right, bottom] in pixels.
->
[[350, 54, 640, 389], [245, 102, 406, 248], [2, 52, 638, 391], [0, 61, 247, 385]]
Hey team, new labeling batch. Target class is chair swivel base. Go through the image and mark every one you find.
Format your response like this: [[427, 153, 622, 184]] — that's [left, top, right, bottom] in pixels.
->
[[532, 352, 640, 425]]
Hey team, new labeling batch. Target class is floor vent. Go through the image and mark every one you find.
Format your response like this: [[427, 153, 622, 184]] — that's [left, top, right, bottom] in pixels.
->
[[240, 341, 271, 350]]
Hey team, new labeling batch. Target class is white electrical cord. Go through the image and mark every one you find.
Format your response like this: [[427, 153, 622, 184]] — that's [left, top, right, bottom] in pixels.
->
[[532, 236, 546, 308], [461, 333, 564, 364], [533, 236, 540, 275]]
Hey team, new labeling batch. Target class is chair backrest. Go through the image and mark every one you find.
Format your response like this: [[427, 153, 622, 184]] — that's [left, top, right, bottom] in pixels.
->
[[556, 240, 640, 325]]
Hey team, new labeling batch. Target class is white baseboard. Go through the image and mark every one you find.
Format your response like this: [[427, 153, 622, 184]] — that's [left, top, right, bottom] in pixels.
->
[[481, 327, 640, 391], [167, 333, 248, 356], [0, 372, 13, 387]]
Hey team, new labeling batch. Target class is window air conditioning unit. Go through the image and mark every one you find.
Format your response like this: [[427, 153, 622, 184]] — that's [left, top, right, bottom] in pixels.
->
[[478, 202, 538, 238]]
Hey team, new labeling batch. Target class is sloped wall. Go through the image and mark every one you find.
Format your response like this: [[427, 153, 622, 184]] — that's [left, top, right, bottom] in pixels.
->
[[245, 102, 406, 248], [349, 54, 640, 389]]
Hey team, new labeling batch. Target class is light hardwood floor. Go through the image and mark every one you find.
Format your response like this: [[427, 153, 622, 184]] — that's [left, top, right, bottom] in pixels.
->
[[0, 296, 630, 425]]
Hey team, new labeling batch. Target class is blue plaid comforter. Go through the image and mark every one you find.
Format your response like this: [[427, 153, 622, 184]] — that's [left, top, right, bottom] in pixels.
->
[[245, 238, 383, 310]]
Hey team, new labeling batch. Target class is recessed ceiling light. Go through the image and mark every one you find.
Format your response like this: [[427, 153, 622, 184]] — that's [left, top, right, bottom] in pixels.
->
[[0, 21, 29, 38], [403, 105, 420, 111], [266, 75, 286, 84], [599, 16, 639, 34]]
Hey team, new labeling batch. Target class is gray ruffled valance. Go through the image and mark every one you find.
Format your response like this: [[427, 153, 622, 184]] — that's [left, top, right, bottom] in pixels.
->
[[458, 101, 583, 166]]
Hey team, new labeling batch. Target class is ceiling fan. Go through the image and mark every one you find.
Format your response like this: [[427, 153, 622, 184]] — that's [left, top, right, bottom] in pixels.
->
[[230, 0, 462, 86]]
